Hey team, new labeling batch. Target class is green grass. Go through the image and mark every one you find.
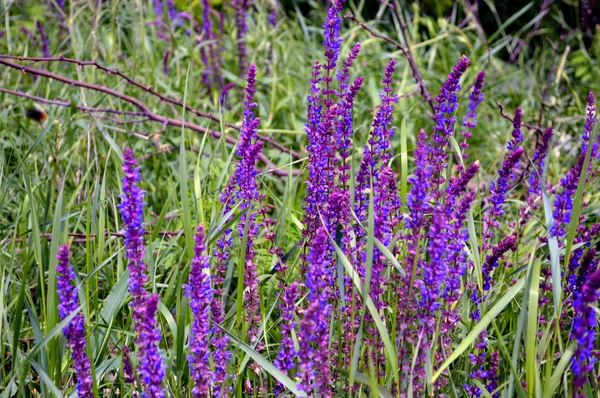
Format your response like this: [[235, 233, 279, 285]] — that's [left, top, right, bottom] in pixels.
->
[[1, 0, 600, 397]]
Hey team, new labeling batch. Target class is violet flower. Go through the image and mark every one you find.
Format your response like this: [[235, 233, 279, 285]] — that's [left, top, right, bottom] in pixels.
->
[[56, 244, 94, 398], [551, 92, 596, 237], [185, 224, 213, 396], [299, 227, 333, 396], [200, 0, 215, 87], [122, 345, 136, 385], [119, 147, 166, 397], [36, 21, 51, 58], [521, 126, 553, 224], [321, 0, 346, 107], [483, 146, 524, 247], [162, 50, 170, 75], [481, 234, 517, 292], [234, 0, 250, 76], [429, 55, 469, 193], [571, 249, 600, 396], [460, 71, 485, 159], [268, 0, 279, 27], [214, 65, 262, 375], [274, 282, 300, 374]]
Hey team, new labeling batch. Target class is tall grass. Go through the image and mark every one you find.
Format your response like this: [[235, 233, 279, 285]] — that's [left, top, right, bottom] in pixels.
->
[[0, 0, 599, 397]]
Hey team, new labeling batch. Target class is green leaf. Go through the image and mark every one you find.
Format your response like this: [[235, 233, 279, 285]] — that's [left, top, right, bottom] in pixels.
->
[[431, 277, 526, 383], [216, 324, 306, 397]]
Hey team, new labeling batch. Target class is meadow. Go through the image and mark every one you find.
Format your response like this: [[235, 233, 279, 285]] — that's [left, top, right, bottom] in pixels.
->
[[1, 0, 600, 397]]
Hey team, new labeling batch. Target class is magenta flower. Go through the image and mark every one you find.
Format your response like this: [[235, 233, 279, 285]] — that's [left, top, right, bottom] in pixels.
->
[[56, 244, 93, 398], [185, 224, 213, 396], [119, 147, 166, 397]]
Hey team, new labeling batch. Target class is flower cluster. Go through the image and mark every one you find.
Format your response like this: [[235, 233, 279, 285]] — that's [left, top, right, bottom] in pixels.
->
[[460, 71, 485, 159], [185, 224, 213, 396], [119, 147, 166, 397], [551, 92, 596, 237], [56, 244, 93, 398], [571, 249, 600, 397]]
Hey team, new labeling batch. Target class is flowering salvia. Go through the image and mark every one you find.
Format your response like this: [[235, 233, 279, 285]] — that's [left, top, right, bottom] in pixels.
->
[[571, 249, 600, 397], [56, 244, 93, 398], [460, 71, 485, 159], [119, 147, 165, 397], [521, 126, 554, 224], [551, 92, 596, 237], [299, 226, 334, 396], [429, 54, 469, 193], [185, 224, 213, 396], [36, 21, 51, 58], [233, 0, 251, 76], [19, 2, 600, 397]]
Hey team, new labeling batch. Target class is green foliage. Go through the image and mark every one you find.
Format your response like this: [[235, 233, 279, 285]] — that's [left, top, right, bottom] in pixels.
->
[[0, 0, 599, 396]]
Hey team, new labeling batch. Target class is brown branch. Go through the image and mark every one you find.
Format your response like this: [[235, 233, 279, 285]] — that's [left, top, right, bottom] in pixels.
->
[[0, 87, 146, 116], [344, 13, 435, 113], [0, 54, 235, 128], [9, 230, 183, 243], [0, 54, 300, 160], [496, 101, 544, 134], [0, 58, 299, 176]]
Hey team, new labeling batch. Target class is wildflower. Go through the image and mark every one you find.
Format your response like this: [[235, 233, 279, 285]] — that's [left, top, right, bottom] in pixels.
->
[[213, 65, 261, 387], [200, 0, 215, 87], [162, 50, 170, 75], [483, 147, 524, 246], [119, 147, 166, 397], [521, 126, 553, 224], [297, 300, 320, 393], [268, 0, 278, 26], [122, 345, 135, 385], [274, 282, 300, 373], [429, 55, 469, 191], [571, 249, 600, 396], [56, 244, 94, 398], [460, 71, 485, 158], [482, 234, 517, 291], [321, 0, 346, 107], [36, 21, 51, 58], [552, 92, 596, 237], [233, 0, 251, 76], [299, 227, 333, 396], [185, 224, 213, 396]]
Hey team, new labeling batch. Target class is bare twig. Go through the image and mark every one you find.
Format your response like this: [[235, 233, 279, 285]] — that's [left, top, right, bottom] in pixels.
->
[[0, 58, 299, 176], [344, 13, 435, 112], [0, 87, 146, 116], [0, 54, 234, 128], [496, 101, 544, 134], [0, 54, 300, 160]]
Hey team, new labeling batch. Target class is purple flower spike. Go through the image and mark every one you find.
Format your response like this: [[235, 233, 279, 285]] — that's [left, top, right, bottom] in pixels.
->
[[300, 227, 334, 396], [552, 92, 596, 237], [185, 224, 213, 396], [483, 147, 524, 247], [119, 147, 166, 397], [122, 345, 135, 384], [322, 0, 346, 72], [507, 107, 524, 151], [36, 21, 51, 58], [56, 245, 94, 398], [571, 249, 600, 396], [521, 126, 553, 224], [234, 0, 251, 76], [460, 71, 485, 159], [268, 0, 279, 27], [321, 0, 346, 107], [482, 234, 517, 291], [429, 55, 469, 192], [275, 282, 300, 374]]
